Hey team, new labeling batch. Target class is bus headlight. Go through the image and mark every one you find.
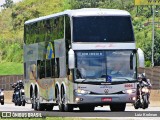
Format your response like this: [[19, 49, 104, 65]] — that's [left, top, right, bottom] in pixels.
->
[[75, 89, 90, 94], [123, 89, 136, 94]]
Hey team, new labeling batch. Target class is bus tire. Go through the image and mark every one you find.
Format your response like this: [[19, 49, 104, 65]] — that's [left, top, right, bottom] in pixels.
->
[[36, 99, 45, 111], [110, 103, 126, 111], [57, 93, 64, 112], [31, 90, 34, 109], [58, 101, 64, 112], [33, 96, 37, 110], [63, 94, 73, 112]]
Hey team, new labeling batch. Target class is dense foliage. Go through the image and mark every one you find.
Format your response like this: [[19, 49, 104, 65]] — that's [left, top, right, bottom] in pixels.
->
[[0, 0, 160, 68]]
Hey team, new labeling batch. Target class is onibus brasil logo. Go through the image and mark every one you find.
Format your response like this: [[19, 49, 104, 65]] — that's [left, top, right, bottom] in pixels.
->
[[1, 112, 43, 118]]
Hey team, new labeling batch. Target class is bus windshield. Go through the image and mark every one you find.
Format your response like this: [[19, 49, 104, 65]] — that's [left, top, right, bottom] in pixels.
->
[[73, 16, 134, 42], [75, 50, 136, 83]]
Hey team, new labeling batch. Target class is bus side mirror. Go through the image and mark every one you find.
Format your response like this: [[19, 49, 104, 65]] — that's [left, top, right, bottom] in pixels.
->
[[130, 53, 133, 70], [137, 48, 145, 67], [68, 49, 75, 69]]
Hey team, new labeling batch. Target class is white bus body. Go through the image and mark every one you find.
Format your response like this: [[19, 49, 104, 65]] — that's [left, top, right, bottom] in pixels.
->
[[24, 8, 144, 111]]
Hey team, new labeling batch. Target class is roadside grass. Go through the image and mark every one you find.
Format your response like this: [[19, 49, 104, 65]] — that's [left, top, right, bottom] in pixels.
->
[[0, 62, 23, 75], [45, 117, 109, 120], [0, 112, 110, 120], [0, 117, 110, 120]]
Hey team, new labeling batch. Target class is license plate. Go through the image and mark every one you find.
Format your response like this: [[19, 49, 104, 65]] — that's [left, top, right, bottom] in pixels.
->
[[101, 97, 112, 102]]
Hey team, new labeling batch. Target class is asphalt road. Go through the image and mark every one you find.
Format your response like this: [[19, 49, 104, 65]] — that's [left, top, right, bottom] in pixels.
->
[[0, 103, 160, 118]]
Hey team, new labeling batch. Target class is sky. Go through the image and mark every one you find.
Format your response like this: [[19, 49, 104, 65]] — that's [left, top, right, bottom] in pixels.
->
[[0, 0, 22, 11], [0, 0, 22, 6]]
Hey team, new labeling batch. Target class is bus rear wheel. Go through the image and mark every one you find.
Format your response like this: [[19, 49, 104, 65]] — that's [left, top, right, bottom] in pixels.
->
[[33, 94, 44, 111], [36, 99, 45, 111], [110, 103, 126, 111]]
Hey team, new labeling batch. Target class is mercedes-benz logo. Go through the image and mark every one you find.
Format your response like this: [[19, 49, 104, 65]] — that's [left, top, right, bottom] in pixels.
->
[[104, 89, 109, 94]]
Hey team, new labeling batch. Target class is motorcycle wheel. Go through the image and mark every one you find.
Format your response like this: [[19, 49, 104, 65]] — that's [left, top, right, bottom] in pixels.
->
[[22, 100, 25, 106], [134, 103, 139, 109], [18, 101, 22, 106], [142, 95, 149, 109], [15, 100, 17, 106]]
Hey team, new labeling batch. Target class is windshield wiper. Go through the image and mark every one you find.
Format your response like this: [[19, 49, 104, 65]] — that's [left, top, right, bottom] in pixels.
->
[[115, 77, 135, 81], [76, 78, 105, 83], [75, 79, 85, 82]]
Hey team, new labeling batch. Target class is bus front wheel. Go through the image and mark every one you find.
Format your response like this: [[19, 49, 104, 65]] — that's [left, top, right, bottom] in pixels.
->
[[36, 98, 45, 111], [110, 103, 126, 111]]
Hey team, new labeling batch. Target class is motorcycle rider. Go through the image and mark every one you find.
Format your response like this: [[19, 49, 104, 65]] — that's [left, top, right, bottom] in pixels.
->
[[19, 80, 24, 89], [137, 73, 152, 103], [11, 83, 17, 102], [138, 73, 152, 88]]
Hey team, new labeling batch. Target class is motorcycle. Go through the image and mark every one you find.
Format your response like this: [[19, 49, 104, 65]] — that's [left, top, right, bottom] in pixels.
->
[[11, 81, 26, 106], [0, 88, 4, 105], [134, 80, 150, 109], [19, 80, 26, 106]]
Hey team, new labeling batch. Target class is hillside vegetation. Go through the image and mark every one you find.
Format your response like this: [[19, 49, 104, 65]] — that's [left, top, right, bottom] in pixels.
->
[[0, 62, 23, 75], [0, 0, 160, 75]]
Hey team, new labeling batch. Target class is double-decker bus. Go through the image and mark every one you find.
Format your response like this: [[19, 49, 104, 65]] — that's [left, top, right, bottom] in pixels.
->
[[24, 8, 144, 111]]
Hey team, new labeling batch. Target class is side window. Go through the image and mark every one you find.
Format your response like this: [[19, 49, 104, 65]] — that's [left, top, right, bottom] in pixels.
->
[[45, 19, 52, 41], [52, 16, 64, 40], [65, 15, 71, 75], [51, 59, 55, 78], [65, 15, 71, 41], [25, 25, 28, 44], [33, 23, 37, 43], [40, 21, 44, 42], [24, 26, 27, 44], [27, 24, 32, 44], [37, 60, 40, 79], [30, 24, 34, 44], [46, 60, 51, 77], [58, 16, 64, 39], [38, 59, 54, 79], [24, 62, 26, 79], [55, 58, 60, 78], [35, 22, 39, 43], [38, 60, 45, 79]]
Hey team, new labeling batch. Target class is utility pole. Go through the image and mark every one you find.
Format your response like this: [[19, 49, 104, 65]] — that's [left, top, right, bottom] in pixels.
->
[[151, 3, 155, 67]]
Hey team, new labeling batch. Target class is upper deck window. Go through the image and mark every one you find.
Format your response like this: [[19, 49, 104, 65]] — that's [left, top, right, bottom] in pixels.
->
[[73, 16, 134, 42]]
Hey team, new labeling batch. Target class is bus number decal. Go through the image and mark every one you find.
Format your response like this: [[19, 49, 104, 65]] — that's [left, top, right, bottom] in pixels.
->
[[124, 84, 133, 88]]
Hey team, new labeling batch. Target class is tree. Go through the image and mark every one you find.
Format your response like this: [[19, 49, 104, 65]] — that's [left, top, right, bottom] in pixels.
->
[[153, 32, 160, 66], [70, 0, 106, 9], [143, 32, 160, 66], [1, 0, 13, 9]]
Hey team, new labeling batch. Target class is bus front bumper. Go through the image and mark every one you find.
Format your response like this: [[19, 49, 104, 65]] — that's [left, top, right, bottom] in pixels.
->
[[72, 93, 136, 105]]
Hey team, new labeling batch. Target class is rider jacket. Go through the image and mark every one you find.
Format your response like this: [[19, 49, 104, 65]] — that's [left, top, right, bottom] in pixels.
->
[[141, 77, 152, 88]]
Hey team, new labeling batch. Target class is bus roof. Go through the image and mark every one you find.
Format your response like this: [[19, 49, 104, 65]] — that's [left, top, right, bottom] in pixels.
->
[[25, 8, 130, 25]]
